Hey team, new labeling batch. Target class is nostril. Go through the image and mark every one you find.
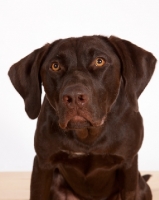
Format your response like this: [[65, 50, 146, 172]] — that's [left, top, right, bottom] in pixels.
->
[[78, 95, 84, 102], [63, 95, 73, 104], [67, 97, 72, 103], [77, 94, 88, 105]]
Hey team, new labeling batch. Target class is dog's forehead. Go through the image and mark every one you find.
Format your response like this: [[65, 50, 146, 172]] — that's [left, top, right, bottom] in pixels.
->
[[50, 36, 113, 55]]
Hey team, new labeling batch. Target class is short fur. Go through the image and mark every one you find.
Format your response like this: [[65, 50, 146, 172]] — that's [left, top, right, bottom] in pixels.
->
[[8, 35, 157, 200]]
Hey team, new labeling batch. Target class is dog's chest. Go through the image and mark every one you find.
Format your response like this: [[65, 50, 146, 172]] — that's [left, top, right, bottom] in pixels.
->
[[51, 151, 122, 198]]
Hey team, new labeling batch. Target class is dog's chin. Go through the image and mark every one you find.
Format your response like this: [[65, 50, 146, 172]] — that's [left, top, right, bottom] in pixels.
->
[[66, 116, 92, 130]]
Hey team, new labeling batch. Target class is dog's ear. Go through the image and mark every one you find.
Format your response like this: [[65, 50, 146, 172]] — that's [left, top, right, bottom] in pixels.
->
[[8, 44, 50, 119], [109, 36, 157, 112]]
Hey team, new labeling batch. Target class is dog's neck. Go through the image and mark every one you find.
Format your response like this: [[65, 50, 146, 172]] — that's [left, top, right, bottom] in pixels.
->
[[71, 125, 105, 145]]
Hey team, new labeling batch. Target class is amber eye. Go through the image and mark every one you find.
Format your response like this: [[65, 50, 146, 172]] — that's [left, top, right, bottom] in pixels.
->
[[95, 58, 105, 67], [51, 62, 60, 71]]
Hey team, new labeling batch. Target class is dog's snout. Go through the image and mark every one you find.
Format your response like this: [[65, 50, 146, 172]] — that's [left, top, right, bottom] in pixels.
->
[[62, 87, 89, 108]]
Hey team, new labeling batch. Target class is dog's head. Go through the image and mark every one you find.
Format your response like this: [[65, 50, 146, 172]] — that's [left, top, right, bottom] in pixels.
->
[[8, 36, 156, 132]]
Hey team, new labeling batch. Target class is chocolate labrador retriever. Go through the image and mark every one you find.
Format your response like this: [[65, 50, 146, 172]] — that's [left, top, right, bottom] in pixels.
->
[[8, 36, 156, 200]]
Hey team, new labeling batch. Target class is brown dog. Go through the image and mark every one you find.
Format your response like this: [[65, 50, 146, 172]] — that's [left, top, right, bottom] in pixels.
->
[[8, 36, 156, 200]]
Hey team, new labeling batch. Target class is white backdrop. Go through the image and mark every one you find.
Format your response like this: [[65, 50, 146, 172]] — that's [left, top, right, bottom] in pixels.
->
[[0, 0, 159, 171]]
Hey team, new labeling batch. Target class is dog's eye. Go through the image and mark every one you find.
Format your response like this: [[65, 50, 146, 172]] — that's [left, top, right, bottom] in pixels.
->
[[51, 62, 60, 71], [95, 58, 105, 67]]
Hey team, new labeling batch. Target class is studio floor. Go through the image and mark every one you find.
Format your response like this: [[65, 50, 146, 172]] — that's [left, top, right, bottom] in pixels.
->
[[0, 171, 159, 200]]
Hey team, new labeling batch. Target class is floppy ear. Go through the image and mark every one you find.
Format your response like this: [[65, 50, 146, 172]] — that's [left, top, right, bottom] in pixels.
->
[[8, 44, 50, 119], [109, 36, 157, 112]]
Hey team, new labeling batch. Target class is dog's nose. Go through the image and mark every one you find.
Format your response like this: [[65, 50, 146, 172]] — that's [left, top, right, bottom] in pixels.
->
[[62, 88, 89, 108]]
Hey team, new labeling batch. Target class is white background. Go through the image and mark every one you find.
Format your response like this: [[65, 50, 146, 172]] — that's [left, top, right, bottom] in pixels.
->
[[0, 0, 159, 171]]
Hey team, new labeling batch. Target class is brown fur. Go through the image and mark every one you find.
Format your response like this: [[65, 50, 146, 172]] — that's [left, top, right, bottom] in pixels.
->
[[8, 36, 157, 200]]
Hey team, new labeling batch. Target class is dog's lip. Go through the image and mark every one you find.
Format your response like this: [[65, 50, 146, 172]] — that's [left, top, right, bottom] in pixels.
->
[[69, 115, 107, 127], [58, 115, 90, 129], [70, 115, 87, 123], [59, 115, 106, 130], [67, 116, 91, 130]]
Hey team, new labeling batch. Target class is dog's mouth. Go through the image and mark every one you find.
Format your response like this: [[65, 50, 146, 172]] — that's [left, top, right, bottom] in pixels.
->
[[59, 114, 106, 130], [67, 116, 92, 130]]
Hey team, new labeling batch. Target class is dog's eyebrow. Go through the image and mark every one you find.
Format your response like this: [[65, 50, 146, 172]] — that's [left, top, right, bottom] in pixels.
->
[[52, 52, 77, 66], [55, 53, 65, 58], [54, 53, 68, 61], [55, 49, 75, 57], [88, 47, 109, 57]]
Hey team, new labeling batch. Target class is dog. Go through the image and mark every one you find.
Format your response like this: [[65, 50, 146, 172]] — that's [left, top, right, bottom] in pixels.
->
[[8, 35, 157, 200]]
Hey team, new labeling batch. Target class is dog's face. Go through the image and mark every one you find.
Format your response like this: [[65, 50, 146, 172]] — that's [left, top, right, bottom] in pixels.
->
[[8, 35, 156, 141], [41, 36, 121, 130]]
